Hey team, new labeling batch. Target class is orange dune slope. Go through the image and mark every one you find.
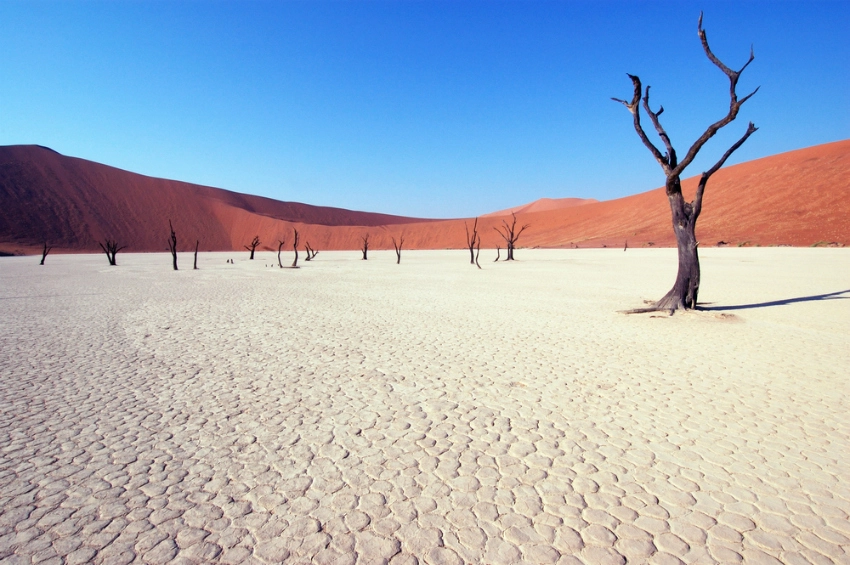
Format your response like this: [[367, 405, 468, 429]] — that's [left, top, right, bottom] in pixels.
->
[[0, 145, 433, 254], [1, 140, 848, 255]]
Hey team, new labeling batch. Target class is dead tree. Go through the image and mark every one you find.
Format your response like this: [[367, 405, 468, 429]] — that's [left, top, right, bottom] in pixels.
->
[[392, 235, 404, 264], [168, 220, 178, 270], [475, 238, 481, 269], [493, 213, 529, 261], [193, 240, 199, 270], [277, 238, 286, 268], [245, 236, 260, 260], [304, 243, 319, 261], [291, 228, 300, 268], [613, 13, 758, 313], [39, 242, 52, 265], [99, 239, 126, 266], [494, 246, 501, 262], [465, 218, 480, 265], [361, 234, 370, 260]]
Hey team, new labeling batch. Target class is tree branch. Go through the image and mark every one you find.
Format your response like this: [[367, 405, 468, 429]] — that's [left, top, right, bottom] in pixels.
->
[[693, 122, 758, 219], [674, 13, 759, 176], [642, 86, 677, 168], [613, 74, 670, 173]]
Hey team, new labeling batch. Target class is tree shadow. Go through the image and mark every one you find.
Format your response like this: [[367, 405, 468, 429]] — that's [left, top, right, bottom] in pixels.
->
[[699, 289, 850, 311]]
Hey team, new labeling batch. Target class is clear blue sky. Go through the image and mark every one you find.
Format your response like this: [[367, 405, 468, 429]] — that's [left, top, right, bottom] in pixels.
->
[[1, 1, 847, 218]]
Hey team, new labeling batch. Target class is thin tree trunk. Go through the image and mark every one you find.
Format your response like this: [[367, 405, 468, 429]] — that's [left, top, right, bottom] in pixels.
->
[[40, 242, 51, 265], [193, 240, 199, 270]]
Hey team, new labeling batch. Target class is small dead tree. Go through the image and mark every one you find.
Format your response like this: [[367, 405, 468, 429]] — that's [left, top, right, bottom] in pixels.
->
[[361, 234, 370, 260], [304, 243, 319, 261], [99, 239, 126, 266], [494, 246, 501, 262], [39, 242, 52, 265], [277, 238, 286, 268], [613, 13, 758, 313], [392, 235, 404, 264], [291, 228, 300, 268], [245, 236, 260, 260], [193, 240, 199, 270], [167, 220, 178, 271], [493, 213, 529, 261], [465, 218, 480, 265], [475, 238, 481, 269]]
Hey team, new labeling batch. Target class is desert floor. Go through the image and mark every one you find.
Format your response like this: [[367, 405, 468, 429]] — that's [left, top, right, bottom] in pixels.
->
[[1, 248, 848, 565]]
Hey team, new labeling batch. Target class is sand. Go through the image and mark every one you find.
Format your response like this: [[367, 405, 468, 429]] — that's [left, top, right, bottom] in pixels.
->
[[1, 248, 848, 564]]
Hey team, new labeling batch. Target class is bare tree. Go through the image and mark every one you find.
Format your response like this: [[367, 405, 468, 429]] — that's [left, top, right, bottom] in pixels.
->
[[167, 220, 178, 271], [361, 234, 370, 260], [613, 13, 758, 313], [475, 238, 481, 269], [193, 240, 199, 270], [494, 246, 501, 262], [465, 218, 480, 265], [291, 228, 300, 268], [245, 236, 260, 260], [392, 234, 404, 264], [39, 242, 52, 265], [99, 239, 126, 266], [493, 213, 530, 261], [277, 238, 286, 268], [304, 243, 319, 261]]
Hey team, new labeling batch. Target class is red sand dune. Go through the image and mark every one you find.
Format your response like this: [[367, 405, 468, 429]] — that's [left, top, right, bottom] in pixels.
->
[[1, 140, 848, 255], [482, 197, 597, 217]]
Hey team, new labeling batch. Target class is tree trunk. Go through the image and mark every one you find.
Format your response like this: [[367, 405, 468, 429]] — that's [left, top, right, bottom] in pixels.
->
[[655, 182, 700, 311], [193, 240, 199, 270]]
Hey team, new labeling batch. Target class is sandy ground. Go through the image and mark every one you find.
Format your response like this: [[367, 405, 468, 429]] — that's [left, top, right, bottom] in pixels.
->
[[1, 248, 848, 565]]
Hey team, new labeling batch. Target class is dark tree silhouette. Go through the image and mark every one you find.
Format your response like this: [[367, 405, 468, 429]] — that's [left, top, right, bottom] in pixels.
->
[[245, 236, 260, 260], [493, 213, 529, 261], [193, 240, 199, 270], [361, 234, 370, 260], [392, 235, 404, 264], [99, 239, 126, 266], [167, 220, 178, 271], [291, 228, 300, 268], [277, 238, 286, 268], [465, 218, 480, 265], [614, 13, 758, 313], [39, 242, 52, 265], [304, 243, 319, 261], [494, 246, 501, 262], [475, 238, 481, 269]]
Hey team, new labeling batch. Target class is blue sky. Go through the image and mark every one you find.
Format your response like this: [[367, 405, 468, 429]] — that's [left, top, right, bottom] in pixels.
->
[[1, 1, 847, 218]]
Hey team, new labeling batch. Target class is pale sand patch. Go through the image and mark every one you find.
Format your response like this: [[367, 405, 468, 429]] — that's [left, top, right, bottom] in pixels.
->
[[0, 248, 847, 564]]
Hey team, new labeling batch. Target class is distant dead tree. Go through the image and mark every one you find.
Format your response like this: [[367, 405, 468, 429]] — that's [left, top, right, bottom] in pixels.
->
[[99, 239, 126, 266], [245, 235, 260, 260], [361, 234, 370, 260], [167, 220, 178, 271], [304, 243, 319, 261], [474, 238, 481, 269], [614, 13, 758, 313], [39, 242, 52, 265], [465, 218, 480, 266], [277, 238, 286, 268], [494, 213, 529, 261], [494, 246, 501, 262], [193, 240, 199, 270], [291, 228, 300, 268], [392, 234, 404, 264]]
